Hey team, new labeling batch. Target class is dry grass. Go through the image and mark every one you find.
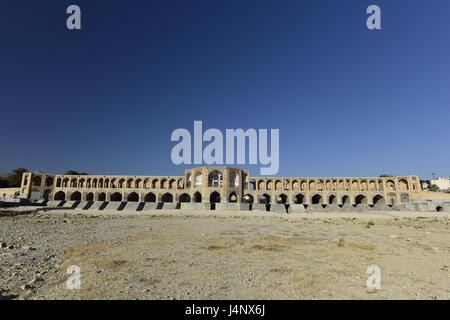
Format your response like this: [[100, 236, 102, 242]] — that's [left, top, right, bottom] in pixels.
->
[[249, 244, 287, 252]]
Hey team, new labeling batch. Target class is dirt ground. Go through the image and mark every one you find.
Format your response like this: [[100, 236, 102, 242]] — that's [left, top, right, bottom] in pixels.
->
[[0, 209, 449, 300]]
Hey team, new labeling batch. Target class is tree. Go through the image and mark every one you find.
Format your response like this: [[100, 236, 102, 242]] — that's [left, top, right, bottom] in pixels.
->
[[7, 168, 28, 187], [428, 184, 439, 192], [0, 177, 9, 188], [379, 174, 394, 177], [64, 170, 88, 175]]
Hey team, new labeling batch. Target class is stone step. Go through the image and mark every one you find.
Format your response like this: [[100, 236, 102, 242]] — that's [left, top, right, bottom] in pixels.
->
[[269, 204, 287, 213], [141, 202, 159, 211], [105, 201, 122, 211], [288, 204, 305, 213], [123, 202, 140, 211], [215, 203, 250, 211], [180, 203, 210, 210], [252, 203, 269, 212], [89, 201, 106, 210], [305, 204, 324, 212]]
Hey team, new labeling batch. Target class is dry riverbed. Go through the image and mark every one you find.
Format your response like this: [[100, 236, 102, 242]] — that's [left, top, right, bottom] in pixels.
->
[[0, 210, 449, 300]]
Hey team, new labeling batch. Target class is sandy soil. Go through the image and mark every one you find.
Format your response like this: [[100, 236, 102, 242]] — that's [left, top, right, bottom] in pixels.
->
[[0, 209, 449, 300]]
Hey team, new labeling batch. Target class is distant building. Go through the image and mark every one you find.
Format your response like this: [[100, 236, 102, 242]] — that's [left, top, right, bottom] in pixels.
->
[[430, 177, 450, 191]]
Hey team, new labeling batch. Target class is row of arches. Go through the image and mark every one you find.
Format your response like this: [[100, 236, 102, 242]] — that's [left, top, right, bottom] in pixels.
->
[[24, 176, 54, 187], [55, 177, 185, 190], [249, 178, 412, 192], [253, 193, 390, 205], [54, 190, 392, 206], [54, 191, 204, 203]]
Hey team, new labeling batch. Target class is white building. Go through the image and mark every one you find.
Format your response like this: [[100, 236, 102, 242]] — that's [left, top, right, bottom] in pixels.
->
[[430, 177, 450, 191]]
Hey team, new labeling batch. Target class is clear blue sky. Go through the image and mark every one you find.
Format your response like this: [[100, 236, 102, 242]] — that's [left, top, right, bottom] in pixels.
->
[[1, 1, 449, 178]]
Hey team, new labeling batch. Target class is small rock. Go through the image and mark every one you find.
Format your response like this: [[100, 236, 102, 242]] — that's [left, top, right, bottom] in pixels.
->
[[28, 277, 44, 285], [0, 242, 7, 249], [20, 284, 32, 291], [21, 246, 36, 251]]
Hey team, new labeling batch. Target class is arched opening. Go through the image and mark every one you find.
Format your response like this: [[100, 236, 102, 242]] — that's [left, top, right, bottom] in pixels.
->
[[32, 176, 42, 186], [387, 180, 396, 191], [98, 192, 106, 201], [54, 191, 66, 201], [373, 195, 385, 206], [229, 192, 238, 203], [127, 192, 139, 202], [45, 177, 53, 187], [86, 192, 94, 201], [436, 206, 443, 212], [329, 194, 337, 204], [126, 179, 133, 188], [242, 194, 254, 203], [275, 180, 282, 190], [193, 192, 202, 203], [300, 181, 307, 190], [259, 193, 270, 204], [229, 172, 239, 188], [161, 193, 173, 203], [355, 194, 367, 205], [210, 191, 220, 210], [56, 178, 62, 188], [258, 180, 265, 190], [70, 191, 82, 201], [399, 179, 409, 191], [194, 172, 202, 187], [210, 191, 221, 203], [110, 192, 122, 202], [311, 194, 322, 205], [185, 173, 192, 187], [387, 193, 396, 205], [276, 194, 287, 204], [342, 195, 351, 205], [208, 170, 223, 187], [144, 192, 156, 202], [295, 194, 305, 204], [43, 190, 51, 200], [179, 193, 191, 202], [400, 193, 410, 203]]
